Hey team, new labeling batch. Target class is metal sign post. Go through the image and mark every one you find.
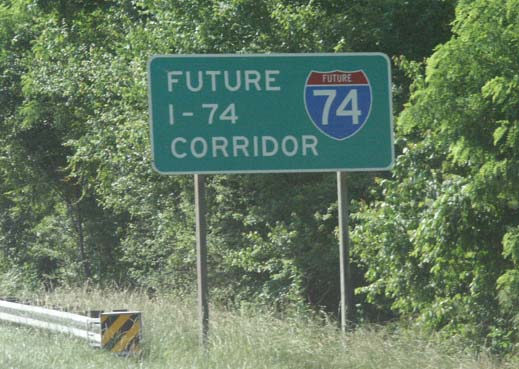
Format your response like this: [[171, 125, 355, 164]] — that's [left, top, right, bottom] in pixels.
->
[[194, 174, 209, 347], [337, 171, 353, 331]]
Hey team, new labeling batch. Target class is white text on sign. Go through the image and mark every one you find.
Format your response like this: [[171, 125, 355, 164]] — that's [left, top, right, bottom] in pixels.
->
[[171, 135, 319, 159], [167, 70, 282, 92]]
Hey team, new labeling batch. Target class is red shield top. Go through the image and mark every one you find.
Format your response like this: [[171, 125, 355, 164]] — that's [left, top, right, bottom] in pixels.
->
[[306, 71, 368, 85]]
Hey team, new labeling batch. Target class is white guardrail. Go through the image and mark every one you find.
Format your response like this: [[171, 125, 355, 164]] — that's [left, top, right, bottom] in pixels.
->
[[0, 299, 101, 347]]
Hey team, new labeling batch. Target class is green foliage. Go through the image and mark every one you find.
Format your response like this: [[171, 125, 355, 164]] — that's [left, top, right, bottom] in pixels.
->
[[207, 174, 339, 309], [0, 0, 464, 349], [352, 0, 519, 353]]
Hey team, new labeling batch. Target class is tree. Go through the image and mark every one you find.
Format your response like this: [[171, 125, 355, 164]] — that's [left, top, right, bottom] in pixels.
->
[[352, 0, 519, 352], [0, 1, 128, 285], [0, 0, 456, 315]]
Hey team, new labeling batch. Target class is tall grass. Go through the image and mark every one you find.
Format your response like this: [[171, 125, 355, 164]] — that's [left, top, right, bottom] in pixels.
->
[[0, 287, 516, 369]]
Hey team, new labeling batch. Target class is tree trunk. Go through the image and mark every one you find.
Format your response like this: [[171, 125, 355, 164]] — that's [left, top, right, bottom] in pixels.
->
[[66, 199, 91, 279]]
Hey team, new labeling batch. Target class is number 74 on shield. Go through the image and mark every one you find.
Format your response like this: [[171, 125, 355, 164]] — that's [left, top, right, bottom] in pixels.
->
[[312, 89, 361, 126]]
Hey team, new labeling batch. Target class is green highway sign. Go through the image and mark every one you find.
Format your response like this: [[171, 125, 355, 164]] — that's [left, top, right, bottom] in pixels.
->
[[147, 53, 393, 174]]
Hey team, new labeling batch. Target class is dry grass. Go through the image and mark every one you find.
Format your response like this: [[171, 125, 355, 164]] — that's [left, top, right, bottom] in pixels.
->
[[0, 287, 516, 369]]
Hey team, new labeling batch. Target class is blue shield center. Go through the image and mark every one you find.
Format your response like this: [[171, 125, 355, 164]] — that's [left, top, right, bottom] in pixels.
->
[[305, 82, 372, 140]]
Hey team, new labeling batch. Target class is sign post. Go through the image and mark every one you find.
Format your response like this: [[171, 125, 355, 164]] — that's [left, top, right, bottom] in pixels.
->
[[147, 53, 393, 341], [194, 174, 209, 347], [337, 171, 353, 330]]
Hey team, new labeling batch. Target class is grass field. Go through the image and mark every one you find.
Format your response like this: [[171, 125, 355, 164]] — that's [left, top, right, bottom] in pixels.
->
[[0, 288, 516, 369]]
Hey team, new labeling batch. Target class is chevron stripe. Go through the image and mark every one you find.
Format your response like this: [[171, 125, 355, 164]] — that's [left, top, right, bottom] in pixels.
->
[[101, 312, 141, 353]]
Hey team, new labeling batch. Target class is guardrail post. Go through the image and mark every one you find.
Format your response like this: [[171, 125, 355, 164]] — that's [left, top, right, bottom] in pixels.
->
[[100, 311, 142, 355]]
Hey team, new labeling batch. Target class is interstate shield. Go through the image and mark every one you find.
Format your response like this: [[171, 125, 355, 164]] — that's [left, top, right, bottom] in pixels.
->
[[304, 70, 372, 140]]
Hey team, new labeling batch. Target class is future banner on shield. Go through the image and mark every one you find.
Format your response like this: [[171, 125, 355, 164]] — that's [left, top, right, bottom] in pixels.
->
[[147, 53, 394, 174]]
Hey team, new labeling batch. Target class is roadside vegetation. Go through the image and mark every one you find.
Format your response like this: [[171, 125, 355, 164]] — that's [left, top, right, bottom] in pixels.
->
[[1, 0, 519, 364], [1, 288, 517, 369]]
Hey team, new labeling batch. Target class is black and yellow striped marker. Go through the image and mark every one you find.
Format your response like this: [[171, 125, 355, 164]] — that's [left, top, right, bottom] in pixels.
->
[[100, 311, 142, 354]]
